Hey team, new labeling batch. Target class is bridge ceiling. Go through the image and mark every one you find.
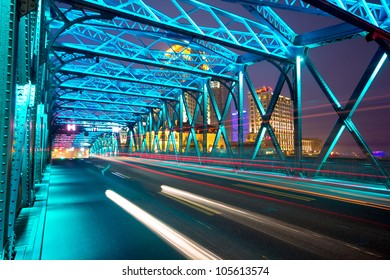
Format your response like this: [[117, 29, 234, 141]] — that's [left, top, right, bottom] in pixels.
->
[[46, 0, 390, 148]]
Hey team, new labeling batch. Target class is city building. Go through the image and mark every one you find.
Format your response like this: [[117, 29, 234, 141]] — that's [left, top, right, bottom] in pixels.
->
[[247, 86, 294, 153], [302, 137, 322, 155], [209, 80, 232, 142]]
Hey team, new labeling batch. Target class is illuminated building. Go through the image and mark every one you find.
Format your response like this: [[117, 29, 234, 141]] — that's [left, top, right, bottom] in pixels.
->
[[248, 86, 294, 153], [209, 80, 232, 142], [302, 138, 322, 155]]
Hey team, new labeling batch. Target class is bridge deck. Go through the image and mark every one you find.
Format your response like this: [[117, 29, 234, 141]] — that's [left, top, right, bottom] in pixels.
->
[[14, 157, 390, 260]]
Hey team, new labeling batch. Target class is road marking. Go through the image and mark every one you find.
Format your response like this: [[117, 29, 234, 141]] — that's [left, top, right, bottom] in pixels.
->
[[160, 192, 220, 216], [105, 189, 221, 260], [232, 183, 314, 201], [112, 172, 131, 179], [101, 164, 110, 175]]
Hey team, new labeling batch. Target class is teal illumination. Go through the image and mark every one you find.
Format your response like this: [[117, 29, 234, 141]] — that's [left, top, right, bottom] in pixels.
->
[[349, 53, 388, 117], [252, 125, 267, 160], [322, 124, 346, 165]]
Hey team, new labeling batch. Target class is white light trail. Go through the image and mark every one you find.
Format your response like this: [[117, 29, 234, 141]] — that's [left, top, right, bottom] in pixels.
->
[[105, 189, 221, 260], [160, 185, 380, 259]]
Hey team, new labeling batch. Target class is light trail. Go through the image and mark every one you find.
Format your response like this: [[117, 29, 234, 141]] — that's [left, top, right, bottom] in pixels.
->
[[117, 155, 390, 212], [97, 156, 390, 227], [105, 189, 221, 260], [161, 185, 381, 259], [118, 152, 390, 181], [160, 192, 220, 216]]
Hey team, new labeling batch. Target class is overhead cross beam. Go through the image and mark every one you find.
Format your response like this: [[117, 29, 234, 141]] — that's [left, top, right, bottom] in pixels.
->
[[226, 0, 389, 47], [53, 0, 294, 60], [57, 64, 204, 92]]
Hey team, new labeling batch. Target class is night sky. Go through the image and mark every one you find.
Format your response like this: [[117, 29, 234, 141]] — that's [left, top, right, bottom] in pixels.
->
[[148, 0, 390, 155]]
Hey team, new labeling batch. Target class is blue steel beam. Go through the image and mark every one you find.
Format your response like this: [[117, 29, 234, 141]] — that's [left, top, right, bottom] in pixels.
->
[[46, 4, 239, 64], [307, 47, 390, 187], [226, 0, 390, 47], [239, 2, 297, 43], [51, 43, 235, 80], [54, 24, 237, 70], [58, 77, 180, 101], [304, 0, 390, 40], [294, 22, 365, 47], [58, 91, 162, 109], [226, 0, 385, 47], [54, 109, 140, 124], [57, 59, 204, 92], [51, 0, 293, 60], [223, 0, 328, 15], [0, 0, 18, 260], [226, 0, 390, 30], [58, 101, 150, 114]]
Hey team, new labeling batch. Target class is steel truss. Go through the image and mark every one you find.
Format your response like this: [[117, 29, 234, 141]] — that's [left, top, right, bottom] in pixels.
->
[[1, 0, 388, 260], [44, 0, 390, 189]]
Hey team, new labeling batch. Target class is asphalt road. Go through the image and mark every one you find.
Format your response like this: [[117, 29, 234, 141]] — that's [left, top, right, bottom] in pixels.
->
[[41, 157, 390, 260]]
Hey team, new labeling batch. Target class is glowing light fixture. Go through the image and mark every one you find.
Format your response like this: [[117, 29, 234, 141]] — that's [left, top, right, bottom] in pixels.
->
[[105, 190, 221, 260], [67, 124, 76, 131]]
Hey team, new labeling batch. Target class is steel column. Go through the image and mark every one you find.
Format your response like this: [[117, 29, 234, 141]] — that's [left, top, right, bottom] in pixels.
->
[[179, 93, 184, 154], [237, 69, 244, 159], [0, 0, 18, 260], [293, 56, 303, 176], [203, 81, 208, 154]]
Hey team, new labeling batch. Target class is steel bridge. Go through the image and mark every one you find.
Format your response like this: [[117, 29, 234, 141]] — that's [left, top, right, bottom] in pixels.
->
[[1, 0, 390, 259]]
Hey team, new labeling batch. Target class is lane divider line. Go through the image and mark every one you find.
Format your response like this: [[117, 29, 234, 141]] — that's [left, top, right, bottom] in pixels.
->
[[112, 172, 131, 179]]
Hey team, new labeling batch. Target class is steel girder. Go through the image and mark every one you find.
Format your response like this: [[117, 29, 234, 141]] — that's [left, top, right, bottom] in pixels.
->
[[45, 0, 294, 150], [1, 0, 47, 259], [57, 59, 204, 92], [306, 48, 390, 186], [54, 109, 139, 124], [0, 0, 18, 259], [58, 77, 181, 101], [226, 0, 390, 32], [42, 0, 390, 188], [226, 0, 390, 46], [50, 0, 293, 60], [90, 133, 118, 155], [52, 25, 237, 77], [57, 91, 162, 109]]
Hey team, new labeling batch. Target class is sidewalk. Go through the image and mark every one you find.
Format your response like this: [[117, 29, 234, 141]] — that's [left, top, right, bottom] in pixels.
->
[[14, 166, 51, 260]]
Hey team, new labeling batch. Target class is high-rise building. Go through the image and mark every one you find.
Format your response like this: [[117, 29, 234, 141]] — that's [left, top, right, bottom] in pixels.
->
[[182, 91, 207, 125], [247, 86, 294, 153], [209, 80, 232, 142]]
